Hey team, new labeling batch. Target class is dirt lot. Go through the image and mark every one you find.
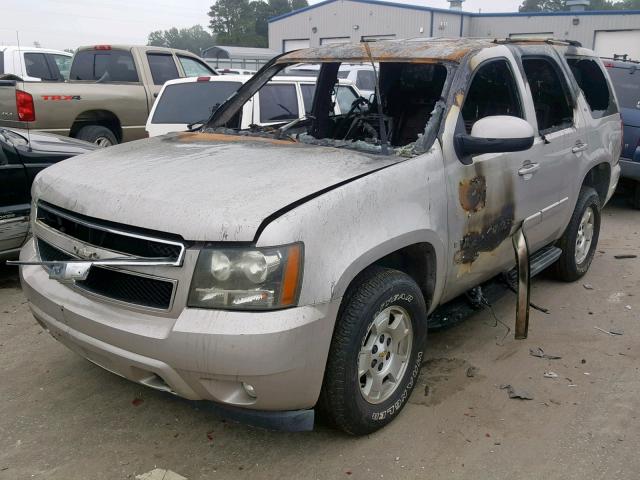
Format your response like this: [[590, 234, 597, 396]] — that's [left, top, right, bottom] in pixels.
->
[[1, 197, 639, 480]]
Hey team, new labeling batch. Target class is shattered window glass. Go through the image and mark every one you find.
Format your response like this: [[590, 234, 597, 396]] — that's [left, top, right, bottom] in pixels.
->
[[462, 60, 523, 134], [567, 57, 615, 118], [522, 57, 574, 134]]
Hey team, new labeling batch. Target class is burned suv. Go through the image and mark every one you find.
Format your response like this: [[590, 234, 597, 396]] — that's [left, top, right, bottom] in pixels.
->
[[16, 38, 621, 435]]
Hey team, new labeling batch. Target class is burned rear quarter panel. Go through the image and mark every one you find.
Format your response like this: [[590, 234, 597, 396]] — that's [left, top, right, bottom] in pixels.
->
[[255, 143, 448, 311]]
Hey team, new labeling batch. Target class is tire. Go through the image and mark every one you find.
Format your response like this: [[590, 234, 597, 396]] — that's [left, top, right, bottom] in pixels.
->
[[632, 182, 640, 210], [552, 186, 601, 282], [74, 125, 117, 147], [319, 267, 427, 435]]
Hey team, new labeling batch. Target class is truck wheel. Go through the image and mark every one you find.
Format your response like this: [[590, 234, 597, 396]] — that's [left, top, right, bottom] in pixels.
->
[[320, 267, 427, 435], [552, 186, 601, 281], [75, 125, 117, 147]]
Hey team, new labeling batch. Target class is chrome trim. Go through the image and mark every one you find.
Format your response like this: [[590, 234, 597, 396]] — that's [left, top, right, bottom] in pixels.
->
[[36, 202, 186, 266], [31, 237, 177, 312]]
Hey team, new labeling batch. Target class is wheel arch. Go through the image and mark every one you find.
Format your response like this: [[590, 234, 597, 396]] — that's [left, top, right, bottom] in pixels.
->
[[69, 109, 122, 142], [581, 162, 611, 205], [332, 230, 446, 315]]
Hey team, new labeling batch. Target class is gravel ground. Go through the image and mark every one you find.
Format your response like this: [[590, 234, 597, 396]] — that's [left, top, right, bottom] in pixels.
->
[[1, 196, 639, 480]]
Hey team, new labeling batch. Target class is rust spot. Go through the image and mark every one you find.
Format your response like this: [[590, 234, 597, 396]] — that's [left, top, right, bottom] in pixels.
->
[[277, 38, 492, 65], [176, 132, 297, 146], [455, 205, 514, 264], [454, 90, 465, 107], [459, 176, 486, 212]]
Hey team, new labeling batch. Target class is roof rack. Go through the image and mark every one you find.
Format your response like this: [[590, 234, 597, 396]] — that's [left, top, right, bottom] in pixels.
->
[[601, 54, 640, 63], [493, 38, 583, 47]]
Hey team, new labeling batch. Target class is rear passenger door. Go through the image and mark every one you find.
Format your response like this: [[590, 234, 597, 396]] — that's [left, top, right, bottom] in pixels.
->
[[518, 55, 584, 248]]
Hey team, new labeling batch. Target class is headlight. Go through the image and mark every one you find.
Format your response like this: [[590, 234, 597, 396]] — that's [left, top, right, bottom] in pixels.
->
[[187, 243, 303, 310]]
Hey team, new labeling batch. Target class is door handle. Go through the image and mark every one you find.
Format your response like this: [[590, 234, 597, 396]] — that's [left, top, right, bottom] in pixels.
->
[[572, 142, 588, 154], [518, 162, 540, 176]]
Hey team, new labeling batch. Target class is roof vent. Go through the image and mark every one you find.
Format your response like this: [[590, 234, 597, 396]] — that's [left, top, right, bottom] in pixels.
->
[[566, 0, 590, 12], [448, 0, 464, 10]]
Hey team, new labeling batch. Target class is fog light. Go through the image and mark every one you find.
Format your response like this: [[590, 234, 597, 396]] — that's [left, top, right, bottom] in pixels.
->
[[242, 382, 257, 398]]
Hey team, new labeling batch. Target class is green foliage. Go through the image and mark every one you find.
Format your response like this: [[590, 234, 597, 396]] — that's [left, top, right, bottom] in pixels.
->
[[147, 25, 214, 55], [520, 0, 640, 11], [208, 0, 309, 47]]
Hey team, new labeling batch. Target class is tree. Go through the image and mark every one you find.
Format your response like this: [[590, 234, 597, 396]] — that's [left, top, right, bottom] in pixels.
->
[[207, 0, 309, 47], [519, 0, 565, 12], [147, 25, 214, 55], [520, 0, 640, 11]]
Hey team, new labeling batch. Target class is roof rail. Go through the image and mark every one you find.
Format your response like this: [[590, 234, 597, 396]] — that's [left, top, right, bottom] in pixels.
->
[[493, 38, 583, 47], [601, 55, 640, 64]]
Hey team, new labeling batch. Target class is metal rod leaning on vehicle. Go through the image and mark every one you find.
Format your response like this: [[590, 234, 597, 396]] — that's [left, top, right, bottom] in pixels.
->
[[512, 226, 530, 339]]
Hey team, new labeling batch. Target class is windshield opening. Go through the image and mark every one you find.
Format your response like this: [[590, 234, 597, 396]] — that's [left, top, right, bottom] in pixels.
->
[[204, 60, 449, 157]]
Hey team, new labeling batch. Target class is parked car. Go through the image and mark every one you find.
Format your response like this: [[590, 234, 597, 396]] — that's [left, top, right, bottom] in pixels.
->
[[0, 46, 72, 82], [0, 45, 216, 146], [15, 38, 621, 435], [146, 75, 362, 136], [601, 57, 640, 207], [288, 63, 376, 99], [0, 127, 96, 260]]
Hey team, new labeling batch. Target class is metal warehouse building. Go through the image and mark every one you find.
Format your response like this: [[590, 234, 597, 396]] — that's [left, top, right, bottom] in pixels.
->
[[268, 0, 640, 58]]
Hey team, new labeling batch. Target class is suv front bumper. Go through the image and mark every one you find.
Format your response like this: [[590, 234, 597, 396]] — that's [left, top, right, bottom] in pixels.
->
[[19, 239, 338, 414]]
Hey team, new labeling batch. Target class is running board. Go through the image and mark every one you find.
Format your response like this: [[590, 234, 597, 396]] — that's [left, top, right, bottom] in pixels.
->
[[507, 244, 562, 285]]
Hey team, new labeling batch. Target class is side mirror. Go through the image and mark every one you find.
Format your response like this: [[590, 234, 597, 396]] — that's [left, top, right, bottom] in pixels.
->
[[455, 116, 535, 157]]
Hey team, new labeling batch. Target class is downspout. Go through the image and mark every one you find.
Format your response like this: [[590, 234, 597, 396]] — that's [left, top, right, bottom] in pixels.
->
[[430, 11, 434, 37]]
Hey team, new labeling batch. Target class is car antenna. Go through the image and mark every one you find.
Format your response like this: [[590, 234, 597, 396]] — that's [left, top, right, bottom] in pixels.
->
[[16, 30, 32, 150], [362, 41, 389, 155]]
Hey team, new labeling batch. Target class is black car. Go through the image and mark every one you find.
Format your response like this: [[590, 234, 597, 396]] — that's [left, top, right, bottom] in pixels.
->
[[0, 128, 97, 259]]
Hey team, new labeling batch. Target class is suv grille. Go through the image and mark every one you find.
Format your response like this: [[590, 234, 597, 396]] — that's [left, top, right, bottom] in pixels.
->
[[37, 201, 184, 262], [37, 238, 175, 310]]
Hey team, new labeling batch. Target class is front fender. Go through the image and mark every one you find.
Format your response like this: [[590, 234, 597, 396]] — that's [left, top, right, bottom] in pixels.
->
[[256, 144, 448, 311]]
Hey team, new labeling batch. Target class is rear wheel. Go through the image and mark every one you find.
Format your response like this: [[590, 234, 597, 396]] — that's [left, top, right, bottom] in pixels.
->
[[75, 125, 117, 147], [552, 186, 601, 281], [319, 267, 427, 435]]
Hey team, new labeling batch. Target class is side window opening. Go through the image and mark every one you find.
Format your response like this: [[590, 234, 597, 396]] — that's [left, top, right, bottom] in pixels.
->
[[259, 84, 299, 122], [147, 53, 180, 85], [24, 53, 54, 81], [356, 70, 375, 91], [522, 57, 574, 135], [178, 56, 214, 77], [567, 57, 616, 118], [461, 59, 524, 134]]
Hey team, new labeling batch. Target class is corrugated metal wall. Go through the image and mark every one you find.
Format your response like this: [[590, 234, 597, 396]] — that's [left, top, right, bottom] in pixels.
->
[[269, 0, 640, 53], [469, 13, 640, 48]]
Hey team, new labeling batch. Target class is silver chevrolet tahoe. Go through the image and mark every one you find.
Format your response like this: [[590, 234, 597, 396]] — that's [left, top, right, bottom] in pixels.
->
[[16, 38, 622, 435]]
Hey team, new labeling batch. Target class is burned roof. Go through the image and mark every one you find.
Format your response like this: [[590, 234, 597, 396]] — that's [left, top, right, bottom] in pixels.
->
[[277, 38, 496, 64]]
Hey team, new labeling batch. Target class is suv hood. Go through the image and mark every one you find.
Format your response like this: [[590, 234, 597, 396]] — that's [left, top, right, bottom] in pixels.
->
[[33, 132, 404, 241]]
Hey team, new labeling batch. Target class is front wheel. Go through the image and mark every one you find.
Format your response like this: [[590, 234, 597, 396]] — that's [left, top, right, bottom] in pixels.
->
[[319, 267, 427, 435], [552, 186, 601, 281]]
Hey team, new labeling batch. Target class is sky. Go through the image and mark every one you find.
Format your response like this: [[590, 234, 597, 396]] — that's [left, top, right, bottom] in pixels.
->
[[0, 0, 522, 51]]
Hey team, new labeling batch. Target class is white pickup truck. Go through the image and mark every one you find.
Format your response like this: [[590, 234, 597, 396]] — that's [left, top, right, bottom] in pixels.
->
[[0, 46, 72, 82]]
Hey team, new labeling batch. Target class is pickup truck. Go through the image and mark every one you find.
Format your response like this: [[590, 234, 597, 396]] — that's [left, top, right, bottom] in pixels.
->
[[15, 38, 621, 435], [0, 45, 216, 146]]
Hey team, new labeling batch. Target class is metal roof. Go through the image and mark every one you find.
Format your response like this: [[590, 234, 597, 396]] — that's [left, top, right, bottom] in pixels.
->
[[269, 0, 640, 22], [277, 37, 495, 64], [202, 46, 280, 60]]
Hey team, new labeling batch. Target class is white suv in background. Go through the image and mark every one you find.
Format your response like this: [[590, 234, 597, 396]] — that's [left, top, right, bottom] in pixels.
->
[[146, 75, 362, 137], [0, 46, 72, 81]]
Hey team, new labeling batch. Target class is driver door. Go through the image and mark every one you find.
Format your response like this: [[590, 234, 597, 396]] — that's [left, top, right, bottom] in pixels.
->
[[441, 52, 540, 298]]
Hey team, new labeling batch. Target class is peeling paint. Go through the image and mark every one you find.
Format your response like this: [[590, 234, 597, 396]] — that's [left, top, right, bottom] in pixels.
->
[[278, 38, 493, 65], [459, 176, 486, 212], [176, 131, 298, 146], [455, 205, 514, 264]]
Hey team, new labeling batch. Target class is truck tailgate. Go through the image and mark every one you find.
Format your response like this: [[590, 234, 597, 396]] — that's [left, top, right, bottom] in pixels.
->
[[0, 80, 20, 128]]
